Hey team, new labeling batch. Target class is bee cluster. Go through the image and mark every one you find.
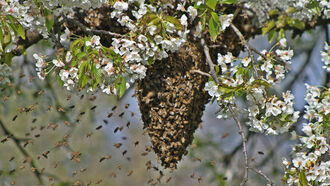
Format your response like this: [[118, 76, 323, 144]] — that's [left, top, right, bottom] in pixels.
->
[[136, 41, 210, 169]]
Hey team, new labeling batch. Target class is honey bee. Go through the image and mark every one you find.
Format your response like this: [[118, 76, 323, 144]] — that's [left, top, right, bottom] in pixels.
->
[[134, 141, 139, 146], [12, 115, 18, 121], [103, 120, 108, 124], [69, 105, 75, 109], [141, 152, 148, 156], [79, 111, 85, 115], [131, 112, 135, 117], [95, 125, 102, 130], [86, 132, 93, 137], [122, 150, 127, 156], [80, 168, 87, 172], [67, 94, 71, 100], [166, 177, 172, 183], [119, 126, 124, 131], [258, 151, 264, 155], [32, 118, 37, 123], [116, 164, 121, 170], [42, 151, 50, 159], [113, 143, 122, 148], [96, 180, 102, 184], [221, 133, 229, 139], [34, 134, 40, 138], [9, 156, 15, 162], [54, 162, 59, 168], [126, 121, 130, 128], [127, 170, 133, 176], [80, 95, 84, 99], [107, 113, 113, 118], [198, 176, 202, 183], [111, 106, 117, 111], [114, 127, 119, 133], [90, 105, 97, 110], [89, 96, 96, 101], [118, 112, 125, 117], [125, 104, 130, 109], [142, 91, 155, 104], [190, 173, 195, 178]]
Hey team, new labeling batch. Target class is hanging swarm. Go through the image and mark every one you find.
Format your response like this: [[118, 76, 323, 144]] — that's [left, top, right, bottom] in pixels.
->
[[136, 41, 210, 169]]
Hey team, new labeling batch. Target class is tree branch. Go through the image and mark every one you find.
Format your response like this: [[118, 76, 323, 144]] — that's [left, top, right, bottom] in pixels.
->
[[64, 17, 123, 37], [228, 107, 249, 186], [201, 37, 219, 84], [249, 166, 275, 186], [0, 119, 43, 184]]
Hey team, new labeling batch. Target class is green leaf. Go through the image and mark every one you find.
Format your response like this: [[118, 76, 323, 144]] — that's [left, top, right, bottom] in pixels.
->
[[206, 0, 217, 10], [278, 28, 285, 40], [219, 0, 238, 4], [78, 61, 88, 76], [208, 17, 219, 41], [165, 16, 183, 30], [268, 9, 279, 16], [298, 171, 308, 186], [267, 29, 276, 43], [262, 21, 276, 35], [57, 75, 64, 86], [76, 52, 87, 60], [291, 19, 305, 30], [0, 27, 3, 52], [70, 38, 82, 52], [6, 15, 25, 40], [44, 8, 54, 32], [211, 12, 219, 23], [115, 75, 126, 98]]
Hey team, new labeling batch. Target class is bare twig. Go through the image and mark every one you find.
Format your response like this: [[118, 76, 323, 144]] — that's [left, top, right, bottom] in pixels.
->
[[64, 17, 122, 37], [190, 69, 211, 78], [0, 119, 43, 184], [228, 107, 249, 186], [201, 37, 219, 84], [249, 167, 275, 186]]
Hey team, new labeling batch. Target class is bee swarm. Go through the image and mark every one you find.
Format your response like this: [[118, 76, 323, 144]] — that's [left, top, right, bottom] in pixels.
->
[[136, 41, 210, 169]]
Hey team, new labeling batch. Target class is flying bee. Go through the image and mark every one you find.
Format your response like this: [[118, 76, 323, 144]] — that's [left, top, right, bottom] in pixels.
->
[[122, 136, 127, 140], [103, 120, 108, 124], [96, 180, 102, 184], [127, 170, 133, 176], [86, 132, 93, 137], [141, 152, 148, 156], [19, 74, 26, 78], [258, 151, 264, 155], [124, 104, 130, 109], [198, 176, 202, 183], [80, 95, 84, 99], [54, 162, 59, 168], [166, 177, 172, 183], [9, 169, 15, 175], [122, 150, 127, 156], [29, 76, 35, 82], [116, 164, 121, 170], [67, 94, 71, 100], [32, 118, 37, 123], [80, 168, 87, 172], [114, 127, 119, 133], [42, 151, 50, 159], [12, 115, 18, 121], [126, 121, 130, 128], [38, 90, 44, 95], [69, 105, 75, 109], [118, 112, 124, 117], [34, 134, 40, 138], [64, 121, 70, 126], [190, 173, 195, 178], [221, 133, 229, 139], [90, 105, 97, 110], [134, 141, 139, 146], [109, 171, 117, 178], [79, 111, 85, 115], [107, 113, 113, 118], [9, 156, 15, 162], [131, 112, 135, 117], [96, 125, 102, 130], [111, 106, 117, 111], [119, 126, 124, 131], [89, 96, 96, 101], [114, 143, 122, 148]]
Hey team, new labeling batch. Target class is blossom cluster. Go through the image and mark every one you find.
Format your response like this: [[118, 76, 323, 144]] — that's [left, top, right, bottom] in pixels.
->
[[283, 84, 329, 185], [321, 42, 330, 73], [292, 0, 330, 20], [205, 38, 299, 135]]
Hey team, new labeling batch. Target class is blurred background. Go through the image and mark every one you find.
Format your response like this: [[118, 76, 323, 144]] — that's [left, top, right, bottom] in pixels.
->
[[0, 25, 328, 186]]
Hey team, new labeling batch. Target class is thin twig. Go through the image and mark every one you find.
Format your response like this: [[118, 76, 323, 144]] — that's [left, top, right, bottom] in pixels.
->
[[201, 37, 219, 84], [0, 119, 43, 184], [190, 69, 211, 78], [249, 167, 275, 186], [65, 17, 122, 37], [228, 107, 249, 186]]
